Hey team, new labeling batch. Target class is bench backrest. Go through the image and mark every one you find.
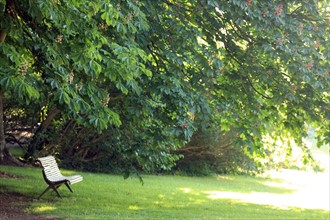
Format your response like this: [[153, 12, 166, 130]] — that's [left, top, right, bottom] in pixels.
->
[[38, 156, 63, 181]]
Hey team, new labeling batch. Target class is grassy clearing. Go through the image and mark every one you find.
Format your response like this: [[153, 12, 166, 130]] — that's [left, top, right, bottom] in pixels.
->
[[0, 164, 329, 220]]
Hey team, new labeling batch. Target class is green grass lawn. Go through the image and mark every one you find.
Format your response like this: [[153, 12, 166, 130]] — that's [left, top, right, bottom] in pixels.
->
[[1, 165, 329, 220]]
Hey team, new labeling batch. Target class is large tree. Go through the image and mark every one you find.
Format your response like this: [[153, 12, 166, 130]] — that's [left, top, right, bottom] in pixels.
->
[[135, 0, 329, 168], [0, 0, 329, 170], [0, 0, 150, 162]]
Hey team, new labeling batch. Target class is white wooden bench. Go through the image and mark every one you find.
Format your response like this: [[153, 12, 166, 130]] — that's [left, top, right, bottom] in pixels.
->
[[38, 156, 83, 199]]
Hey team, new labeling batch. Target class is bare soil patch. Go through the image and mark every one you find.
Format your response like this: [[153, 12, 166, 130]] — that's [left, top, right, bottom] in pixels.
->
[[0, 171, 22, 179], [0, 172, 57, 220]]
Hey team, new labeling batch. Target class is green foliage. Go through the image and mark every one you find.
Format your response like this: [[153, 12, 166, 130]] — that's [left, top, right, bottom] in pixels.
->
[[1, 0, 329, 174], [1, 0, 151, 131]]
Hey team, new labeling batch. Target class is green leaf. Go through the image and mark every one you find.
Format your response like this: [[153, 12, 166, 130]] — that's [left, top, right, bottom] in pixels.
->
[[89, 60, 102, 77]]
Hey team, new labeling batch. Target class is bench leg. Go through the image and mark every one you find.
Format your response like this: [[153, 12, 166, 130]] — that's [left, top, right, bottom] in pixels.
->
[[39, 184, 63, 199], [65, 182, 73, 193], [38, 186, 51, 199], [53, 186, 62, 198]]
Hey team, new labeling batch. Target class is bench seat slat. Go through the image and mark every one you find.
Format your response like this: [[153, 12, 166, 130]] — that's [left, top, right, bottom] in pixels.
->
[[67, 175, 83, 184]]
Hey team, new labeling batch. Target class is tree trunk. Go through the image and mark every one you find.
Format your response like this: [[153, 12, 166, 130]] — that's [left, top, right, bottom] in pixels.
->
[[25, 108, 60, 159], [0, 91, 6, 161], [0, 1, 8, 161], [0, 0, 7, 160], [0, 0, 25, 165], [0, 31, 7, 42], [0, 91, 23, 165]]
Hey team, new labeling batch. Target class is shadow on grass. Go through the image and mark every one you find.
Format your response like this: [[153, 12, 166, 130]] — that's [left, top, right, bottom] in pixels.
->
[[73, 187, 329, 220], [122, 183, 329, 220], [120, 198, 330, 220], [1, 165, 329, 220], [0, 165, 51, 198]]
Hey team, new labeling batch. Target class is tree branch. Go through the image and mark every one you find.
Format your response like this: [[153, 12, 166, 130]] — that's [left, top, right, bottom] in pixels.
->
[[246, 75, 272, 99]]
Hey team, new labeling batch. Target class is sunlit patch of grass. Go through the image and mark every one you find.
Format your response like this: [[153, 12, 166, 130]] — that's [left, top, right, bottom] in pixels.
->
[[179, 187, 191, 193], [34, 205, 56, 213], [128, 205, 141, 210], [1, 165, 329, 219]]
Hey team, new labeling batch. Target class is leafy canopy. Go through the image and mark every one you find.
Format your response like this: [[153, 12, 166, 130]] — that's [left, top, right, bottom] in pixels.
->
[[0, 0, 329, 170]]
